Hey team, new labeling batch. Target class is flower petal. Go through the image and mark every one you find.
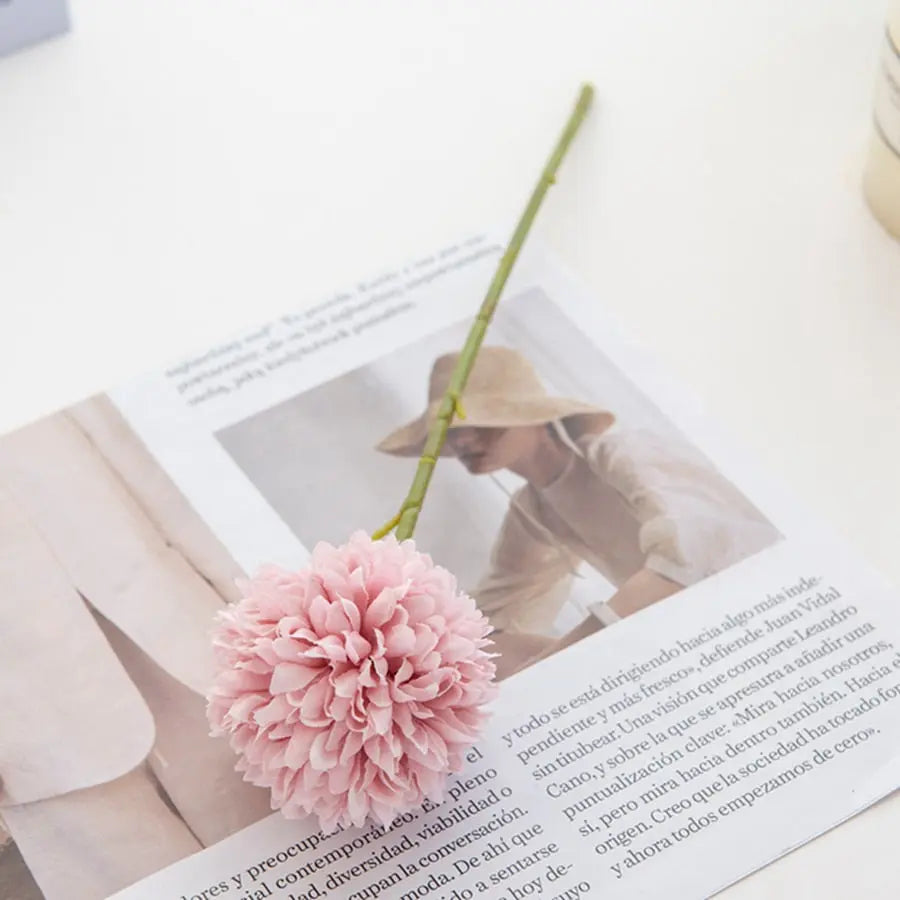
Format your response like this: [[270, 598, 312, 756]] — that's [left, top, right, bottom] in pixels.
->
[[270, 663, 322, 694]]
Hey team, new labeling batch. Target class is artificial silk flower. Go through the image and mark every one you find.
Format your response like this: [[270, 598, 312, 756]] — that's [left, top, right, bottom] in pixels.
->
[[206, 84, 594, 832], [207, 532, 497, 832]]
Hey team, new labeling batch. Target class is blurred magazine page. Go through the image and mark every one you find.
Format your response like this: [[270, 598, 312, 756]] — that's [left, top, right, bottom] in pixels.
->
[[2, 233, 898, 900]]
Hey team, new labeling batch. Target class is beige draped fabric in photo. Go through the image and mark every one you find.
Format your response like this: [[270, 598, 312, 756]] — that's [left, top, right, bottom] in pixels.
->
[[0, 396, 271, 900]]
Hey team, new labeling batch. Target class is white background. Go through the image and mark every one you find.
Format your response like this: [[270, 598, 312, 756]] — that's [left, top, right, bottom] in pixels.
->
[[2, 0, 900, 896]]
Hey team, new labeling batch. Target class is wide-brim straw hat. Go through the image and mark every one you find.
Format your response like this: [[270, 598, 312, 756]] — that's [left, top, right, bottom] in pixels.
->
[[377, 346, 615, 458]]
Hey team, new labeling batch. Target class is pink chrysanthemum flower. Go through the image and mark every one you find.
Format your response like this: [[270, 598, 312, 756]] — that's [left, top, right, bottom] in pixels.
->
[[207, 531, 497, 832]]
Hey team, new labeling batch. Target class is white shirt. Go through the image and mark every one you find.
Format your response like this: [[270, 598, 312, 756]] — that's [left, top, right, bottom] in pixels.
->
[[473, 428, 781, 634]]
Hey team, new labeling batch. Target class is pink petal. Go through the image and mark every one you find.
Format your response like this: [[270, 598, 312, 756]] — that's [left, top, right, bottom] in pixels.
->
[[338, 595, 362, 631], [325, 601, 352, 633], [309, 730, 339, 771], [308, 593, 331, 635], [253, 695, 292, 727], [284, 728, 317, 769], [332, 669, 359, 698], [345, 632, 372, 665], [363, 584, 404, 632], [370, 703, 393, 735], [270, 663, 322, 694], [300, 677, 332, 726], [384, 624, 416, 657]]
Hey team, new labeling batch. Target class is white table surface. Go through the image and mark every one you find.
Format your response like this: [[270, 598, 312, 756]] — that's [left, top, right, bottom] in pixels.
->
[[2, 1, 899, 896]]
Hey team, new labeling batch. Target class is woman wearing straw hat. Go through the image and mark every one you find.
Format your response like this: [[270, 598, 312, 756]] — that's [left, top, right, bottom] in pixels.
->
[[378, 346, 779, 679]]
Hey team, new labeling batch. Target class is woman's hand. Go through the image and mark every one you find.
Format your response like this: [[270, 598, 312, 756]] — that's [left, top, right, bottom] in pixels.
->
[[509, 568, 681, 675], [490, 630, 557, 681], [607, 568, 680, 618]]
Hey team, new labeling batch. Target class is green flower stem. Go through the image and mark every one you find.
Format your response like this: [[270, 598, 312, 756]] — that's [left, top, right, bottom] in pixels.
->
[[375, 83, 594, 543]]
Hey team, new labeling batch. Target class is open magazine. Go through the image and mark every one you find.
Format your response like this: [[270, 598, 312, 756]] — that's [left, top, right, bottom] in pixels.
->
[[2, 233, 899, 900]]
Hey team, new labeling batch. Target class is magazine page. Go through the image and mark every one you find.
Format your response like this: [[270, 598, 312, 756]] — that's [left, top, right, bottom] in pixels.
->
[[1, 233, 899, 900]]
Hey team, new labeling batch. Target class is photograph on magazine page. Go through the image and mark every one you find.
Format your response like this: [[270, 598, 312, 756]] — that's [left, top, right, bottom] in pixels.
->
[[0, 397, 273, 900], [217, 288, 783, 683]]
